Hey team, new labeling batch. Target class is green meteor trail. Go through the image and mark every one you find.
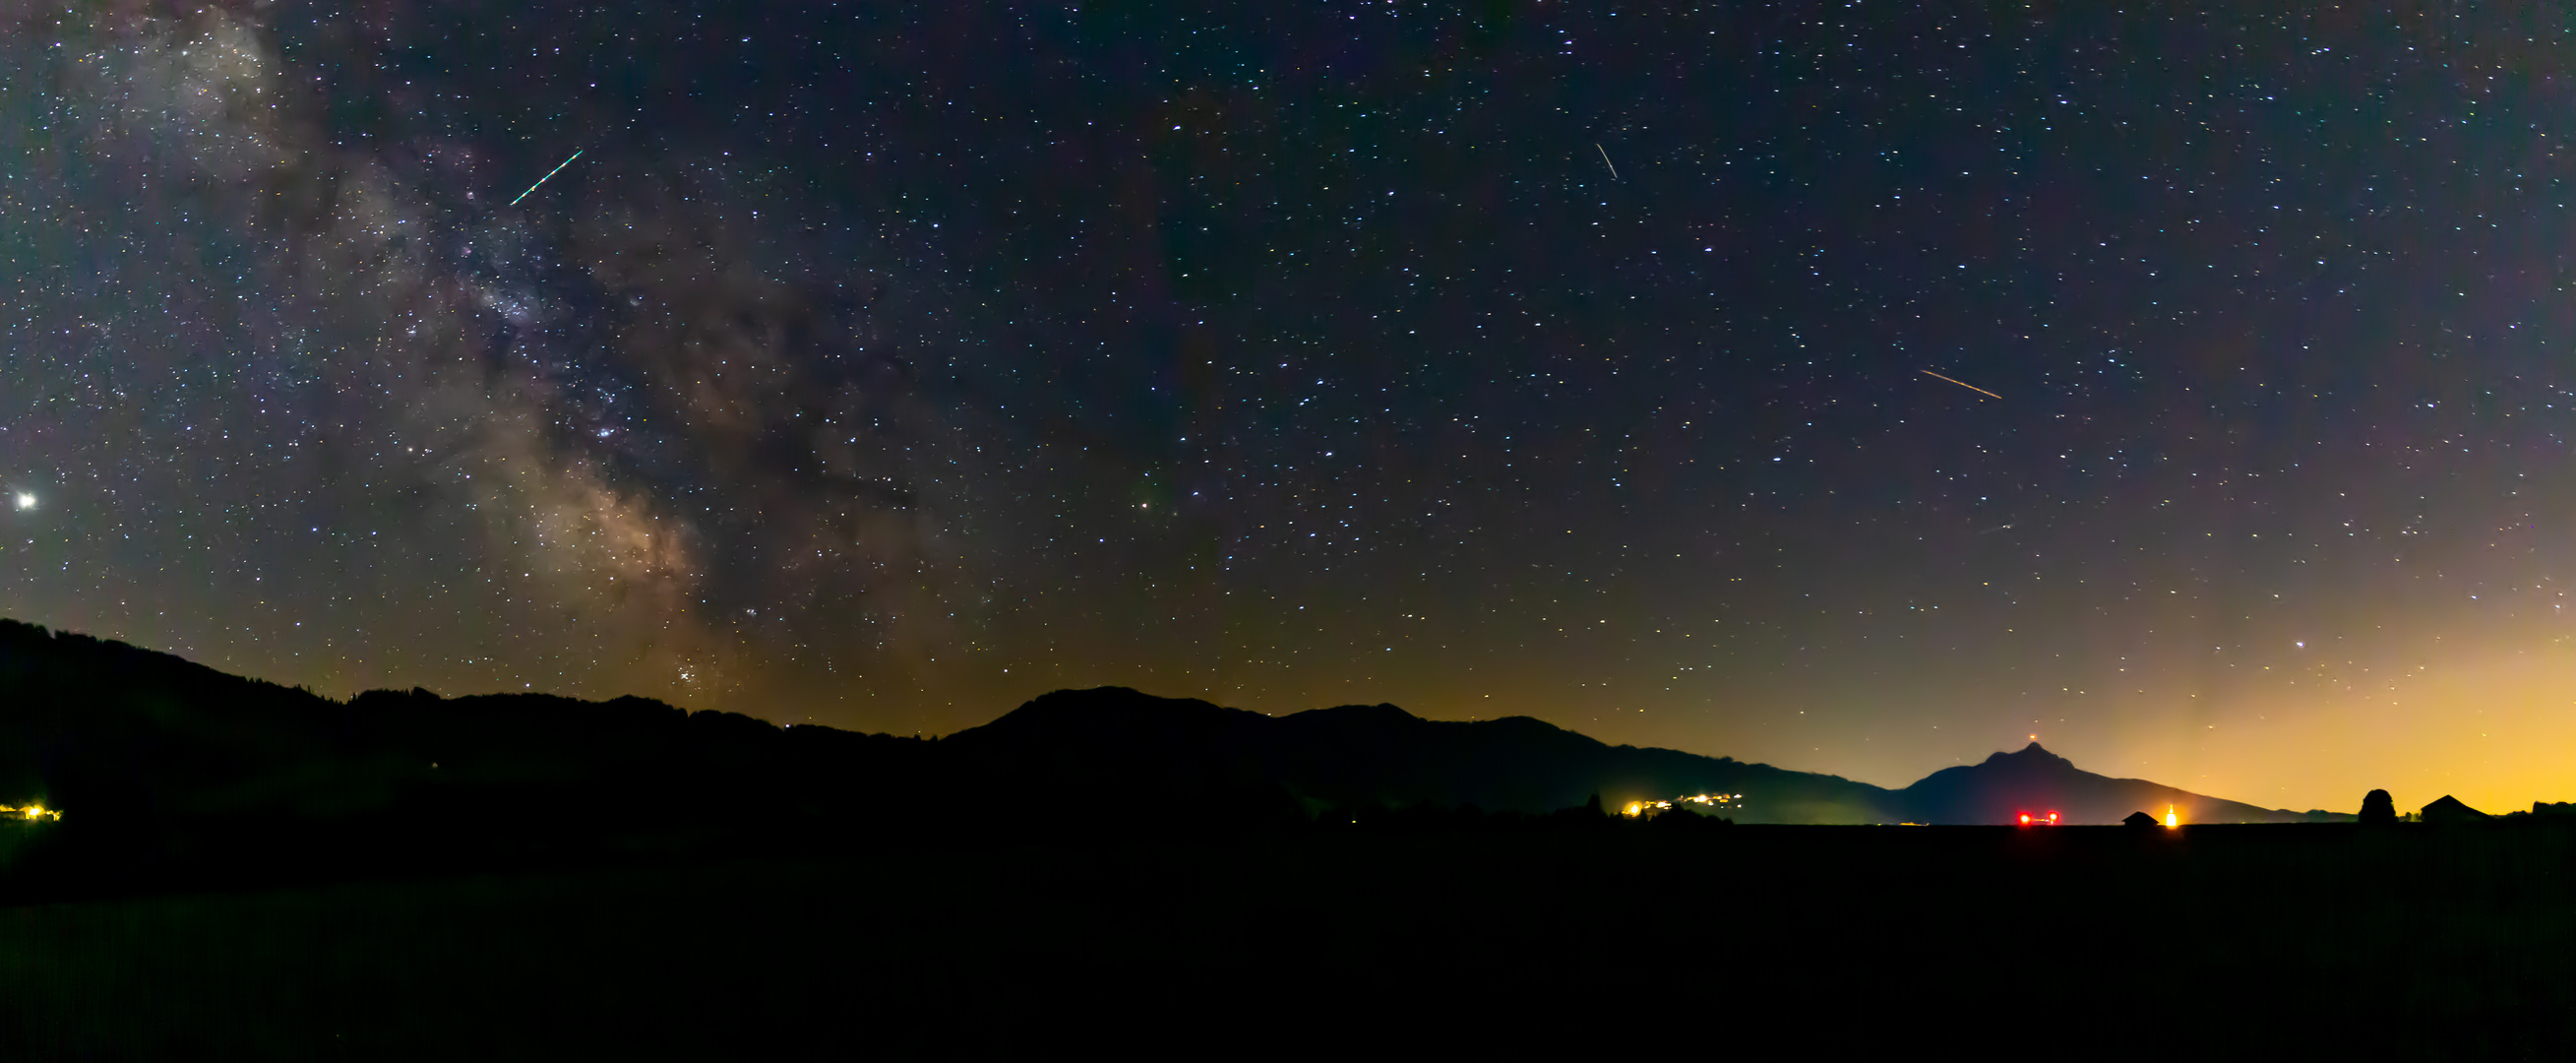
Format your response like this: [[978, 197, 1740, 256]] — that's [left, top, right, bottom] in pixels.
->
[[509, 150, 583, 207]]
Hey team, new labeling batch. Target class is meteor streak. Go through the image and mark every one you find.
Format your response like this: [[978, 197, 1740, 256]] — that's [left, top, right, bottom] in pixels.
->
[[1920, 369, 2001, 400], [1596, 143, 1620, 181], [509, 150, 583, 207]]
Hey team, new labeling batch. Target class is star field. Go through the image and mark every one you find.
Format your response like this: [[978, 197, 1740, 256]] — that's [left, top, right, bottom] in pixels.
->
[[3, 1, 2574, 812]]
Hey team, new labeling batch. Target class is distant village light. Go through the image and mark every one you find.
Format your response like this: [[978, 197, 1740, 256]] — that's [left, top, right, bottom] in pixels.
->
[[2166, 806, 2178, 828]]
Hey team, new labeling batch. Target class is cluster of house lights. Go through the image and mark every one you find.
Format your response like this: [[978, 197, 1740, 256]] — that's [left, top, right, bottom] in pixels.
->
[[0, 805, 59, 822], [1622, 794, 1743, 817]]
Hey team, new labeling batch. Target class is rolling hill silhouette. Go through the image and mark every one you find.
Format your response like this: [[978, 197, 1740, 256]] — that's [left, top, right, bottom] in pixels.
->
[[0, 615, 2318, 897], [943, 687, 2312, 824], [0, 619, 932, 895], [943, 687, 1892, 822]]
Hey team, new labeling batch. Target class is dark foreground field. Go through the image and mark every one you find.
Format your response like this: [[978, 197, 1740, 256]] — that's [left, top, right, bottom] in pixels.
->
[[2, 825, 2568, 1060]]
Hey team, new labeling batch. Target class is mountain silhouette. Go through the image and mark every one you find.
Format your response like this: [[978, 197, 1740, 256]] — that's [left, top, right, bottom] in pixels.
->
[[0, 615, 2318, 887], [1886, 742, 2306, 825], [943, 687, 1897, 822], [948, 689, 2311, 824], [0, 618, 935, 895]]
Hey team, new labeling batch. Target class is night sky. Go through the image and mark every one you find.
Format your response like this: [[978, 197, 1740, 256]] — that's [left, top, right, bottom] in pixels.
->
[[4, 1, 2573, 812]]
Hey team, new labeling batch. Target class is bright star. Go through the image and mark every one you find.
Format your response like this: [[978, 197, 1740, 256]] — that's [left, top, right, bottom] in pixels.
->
[[11, 493, 31, 511]]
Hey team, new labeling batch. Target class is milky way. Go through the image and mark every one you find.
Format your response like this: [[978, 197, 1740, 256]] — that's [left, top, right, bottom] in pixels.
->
[[6, 2, 2576, 812], [2, 2, 1019, 719]]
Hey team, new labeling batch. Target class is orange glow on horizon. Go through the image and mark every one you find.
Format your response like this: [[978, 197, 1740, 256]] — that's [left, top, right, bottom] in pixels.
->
[[1538, 620, 2576, 820], [2082, 635, 2576, 818]]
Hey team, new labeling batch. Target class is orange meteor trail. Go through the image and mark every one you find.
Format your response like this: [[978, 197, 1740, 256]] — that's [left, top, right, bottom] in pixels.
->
[[1921, 369, 2001, 400]]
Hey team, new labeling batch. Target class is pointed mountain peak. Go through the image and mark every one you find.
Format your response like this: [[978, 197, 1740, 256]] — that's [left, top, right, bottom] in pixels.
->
[[1981, 741, 2073, 769]]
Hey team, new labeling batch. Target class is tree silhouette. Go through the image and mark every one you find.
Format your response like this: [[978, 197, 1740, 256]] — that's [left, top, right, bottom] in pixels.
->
[[2359, 789, 2397, 826]]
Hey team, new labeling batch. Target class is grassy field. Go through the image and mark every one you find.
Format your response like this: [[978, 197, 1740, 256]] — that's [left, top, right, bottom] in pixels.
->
[[0, 825, 2568, 1059]]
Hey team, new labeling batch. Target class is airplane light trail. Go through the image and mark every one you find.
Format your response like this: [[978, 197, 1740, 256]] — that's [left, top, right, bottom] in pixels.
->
[[509, 150, 583, 207], [1920, 369, 2001, 400]]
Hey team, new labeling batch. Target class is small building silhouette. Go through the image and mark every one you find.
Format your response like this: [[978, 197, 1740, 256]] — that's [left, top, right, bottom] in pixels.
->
[[2122, 811, 2159, 828], [2420, 795, 2489, 825]]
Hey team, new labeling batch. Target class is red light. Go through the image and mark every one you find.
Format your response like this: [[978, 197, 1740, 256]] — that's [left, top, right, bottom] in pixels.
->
[[2018, 813, 2030, 825]]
